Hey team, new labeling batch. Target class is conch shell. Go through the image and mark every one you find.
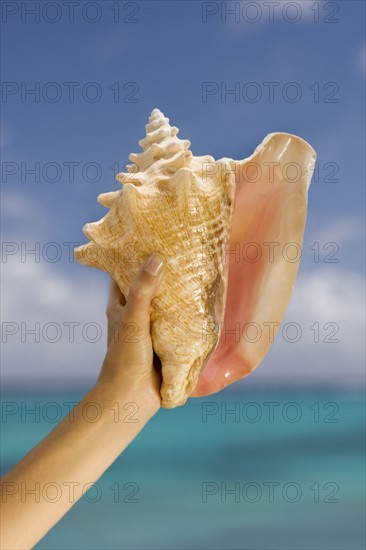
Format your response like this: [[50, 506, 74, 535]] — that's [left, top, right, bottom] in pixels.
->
[[75, 109, 316, 408]]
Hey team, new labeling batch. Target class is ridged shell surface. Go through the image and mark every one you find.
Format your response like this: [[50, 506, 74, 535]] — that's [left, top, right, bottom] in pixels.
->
[[75, 109, 235, 407]]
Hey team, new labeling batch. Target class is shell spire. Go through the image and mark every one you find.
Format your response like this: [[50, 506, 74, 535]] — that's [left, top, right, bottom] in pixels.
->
[[117, 109, 192, 185]]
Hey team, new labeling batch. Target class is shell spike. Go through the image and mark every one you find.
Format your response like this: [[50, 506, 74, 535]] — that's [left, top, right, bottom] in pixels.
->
[[97, 191, 120, 208], [74, 242, 106, 271]]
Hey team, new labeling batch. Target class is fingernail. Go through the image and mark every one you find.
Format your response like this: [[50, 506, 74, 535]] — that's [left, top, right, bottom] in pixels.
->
[[144, 252, 164, 276]]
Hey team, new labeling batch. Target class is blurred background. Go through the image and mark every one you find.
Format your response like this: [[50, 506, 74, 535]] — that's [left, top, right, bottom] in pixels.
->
[[1, 1, 365, 548]]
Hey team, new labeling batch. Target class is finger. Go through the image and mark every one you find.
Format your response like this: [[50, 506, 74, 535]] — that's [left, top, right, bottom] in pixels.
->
[[110, 278, 126, 307], [123, 252, 165, 329], [107, 279, 126, 319]]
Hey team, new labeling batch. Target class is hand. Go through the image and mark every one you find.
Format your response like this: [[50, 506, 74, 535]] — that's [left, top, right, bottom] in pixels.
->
[[98, 252, 165, 404]]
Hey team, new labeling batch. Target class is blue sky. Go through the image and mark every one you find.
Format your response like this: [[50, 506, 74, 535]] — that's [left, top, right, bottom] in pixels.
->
[[1, 0, 365, 389]]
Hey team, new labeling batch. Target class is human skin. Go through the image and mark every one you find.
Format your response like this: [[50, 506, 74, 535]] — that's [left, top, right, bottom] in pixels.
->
[[0, 252, 165, 550]]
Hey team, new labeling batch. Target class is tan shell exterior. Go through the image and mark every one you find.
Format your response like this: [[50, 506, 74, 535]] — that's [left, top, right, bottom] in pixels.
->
[[75, 109, 235, 407]]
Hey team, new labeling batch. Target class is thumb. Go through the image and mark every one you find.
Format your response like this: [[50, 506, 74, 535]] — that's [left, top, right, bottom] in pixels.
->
[[122, 252, 165, 329]]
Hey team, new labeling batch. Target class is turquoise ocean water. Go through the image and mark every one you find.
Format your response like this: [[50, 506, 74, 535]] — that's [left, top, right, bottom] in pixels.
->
[[1, 390, 365, 550]]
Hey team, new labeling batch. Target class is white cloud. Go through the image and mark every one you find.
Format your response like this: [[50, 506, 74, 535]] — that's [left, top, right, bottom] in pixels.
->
[[246, 266, 365, 388], [1, 189, 109, 388], [308, 216, 364, 248], [221, 0, 323, 33], [1, 258, 109, 387], [1, 256, 364, 391], [1, 190, 46, 226]]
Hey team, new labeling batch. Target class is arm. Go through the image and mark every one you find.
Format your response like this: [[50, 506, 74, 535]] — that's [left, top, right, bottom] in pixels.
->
[[0, 252, 165, 550]]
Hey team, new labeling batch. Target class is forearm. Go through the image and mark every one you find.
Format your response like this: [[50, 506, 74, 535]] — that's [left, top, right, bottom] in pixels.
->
[[0, 379, 160, 550]]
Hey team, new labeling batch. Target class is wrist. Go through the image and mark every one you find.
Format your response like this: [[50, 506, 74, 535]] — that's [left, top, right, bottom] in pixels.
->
[[92, 375, 161, 424]]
